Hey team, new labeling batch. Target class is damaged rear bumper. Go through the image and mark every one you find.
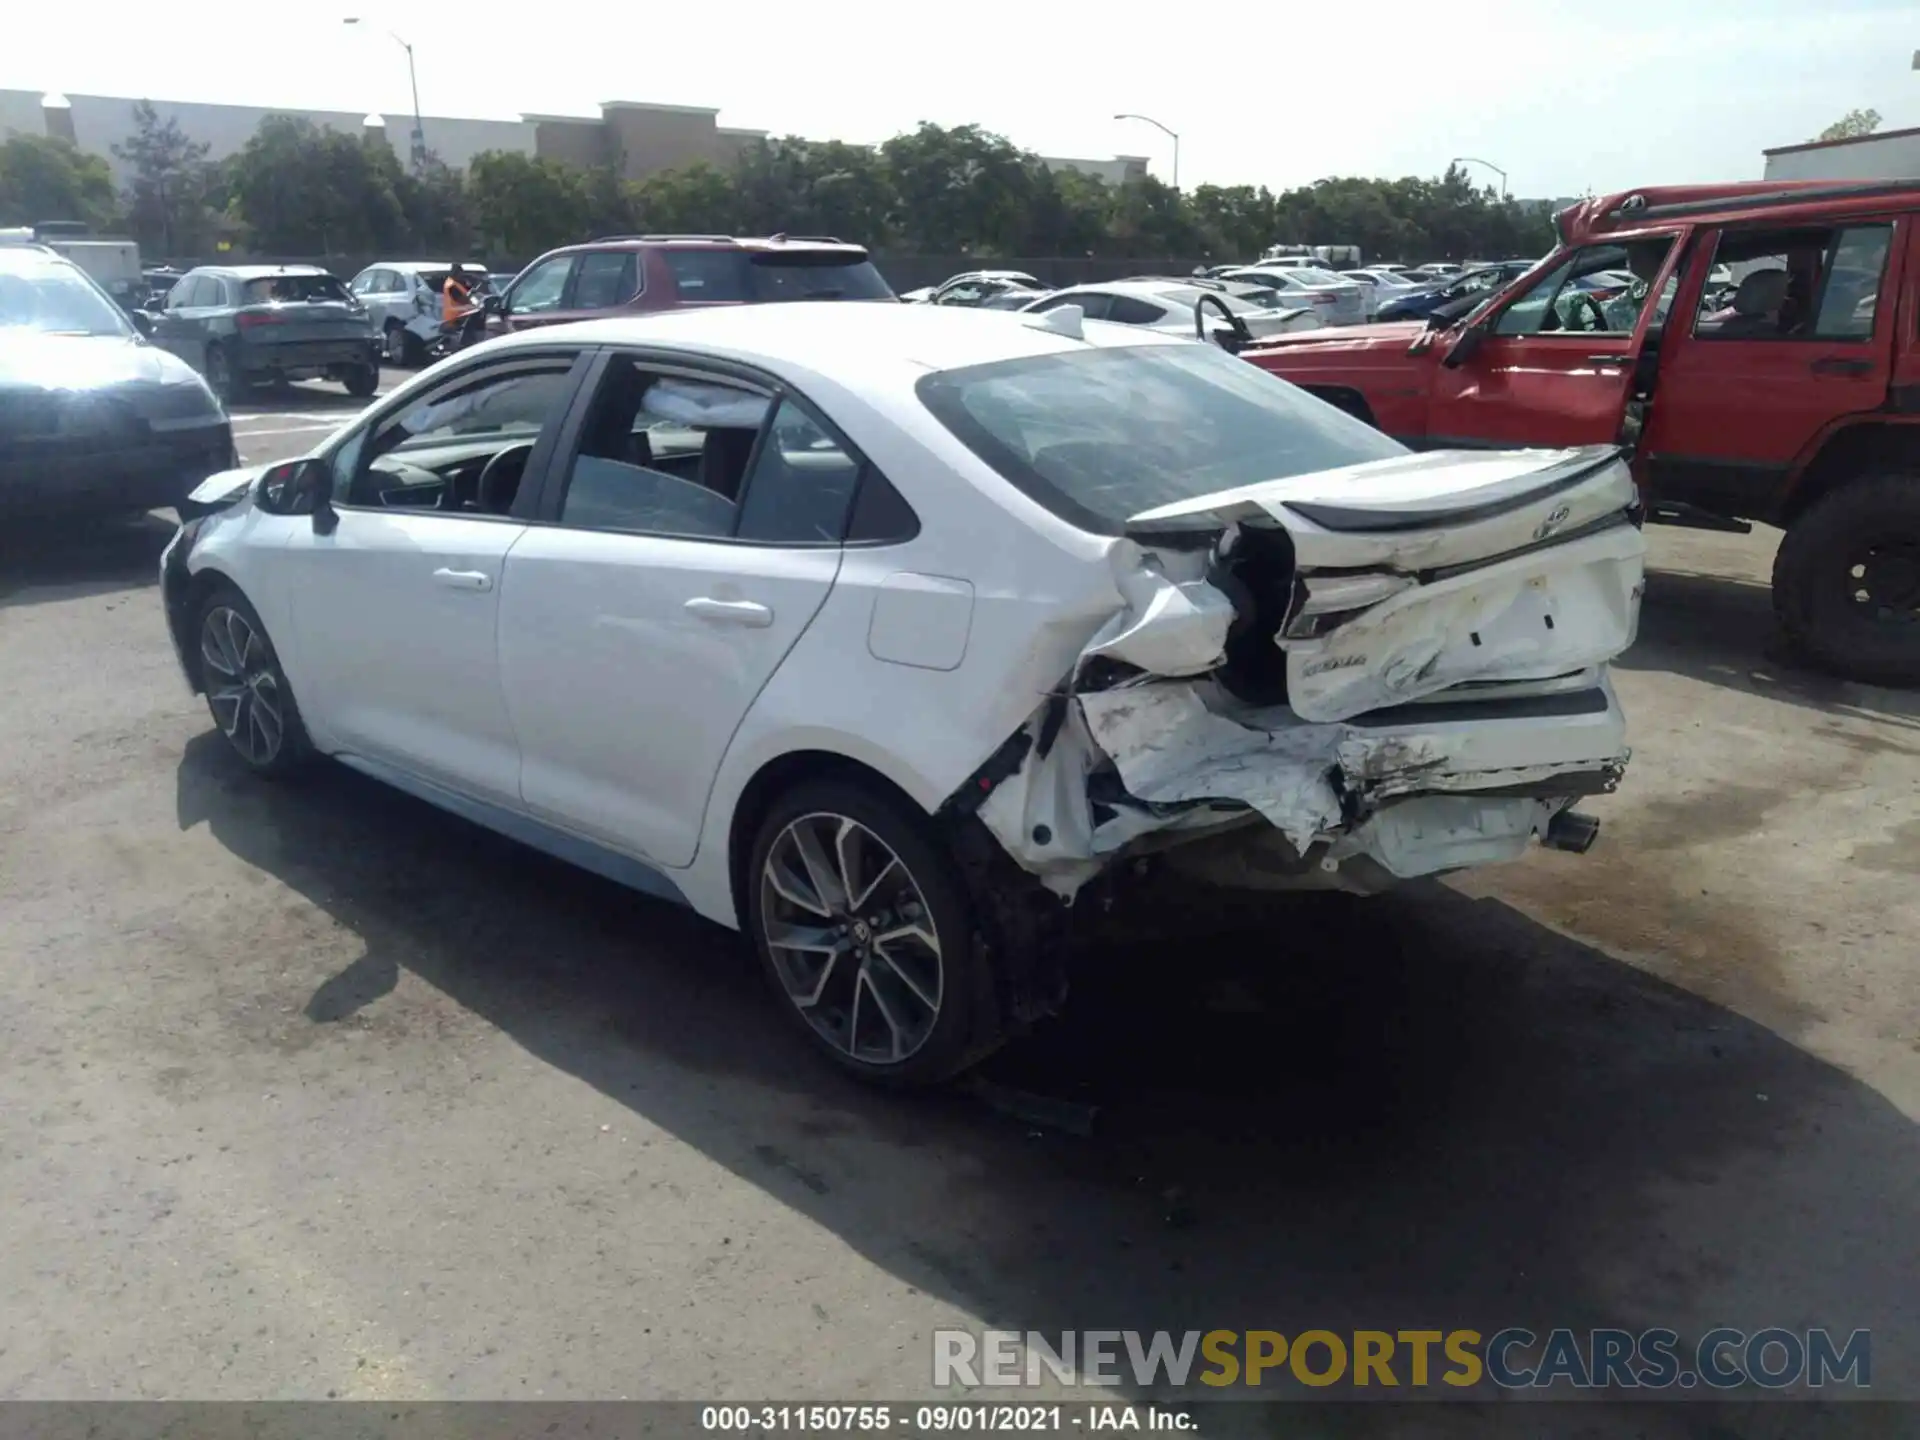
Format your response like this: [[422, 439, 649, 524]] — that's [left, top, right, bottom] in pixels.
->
[[977, 669, 1629, 897]]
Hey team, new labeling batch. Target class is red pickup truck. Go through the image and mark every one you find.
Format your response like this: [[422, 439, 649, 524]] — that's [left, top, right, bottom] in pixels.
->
[[1241, 180, 1920, 686]]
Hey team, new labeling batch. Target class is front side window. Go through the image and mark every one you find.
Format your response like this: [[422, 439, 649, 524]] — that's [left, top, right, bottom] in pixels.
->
[[511, 257, 574, 314], [340, 362, 577, 509], [916, 339, 1405, 536], [570, 251, 639, 311], [1492, 239, 1674, 337], [1691, 224, 1892, 343]]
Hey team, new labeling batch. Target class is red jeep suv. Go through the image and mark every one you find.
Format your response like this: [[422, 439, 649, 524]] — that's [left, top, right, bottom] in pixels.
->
[[483, 234, 895, 334], [1242, 181, 1920, 686]]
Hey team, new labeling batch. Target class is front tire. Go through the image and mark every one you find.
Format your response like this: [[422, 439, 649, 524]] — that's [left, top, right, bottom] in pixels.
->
[[1773, 474, 1920, 687], [342, 363, 379, 398], [746, 779, 983, 1086], [194, 584, 315, 777]]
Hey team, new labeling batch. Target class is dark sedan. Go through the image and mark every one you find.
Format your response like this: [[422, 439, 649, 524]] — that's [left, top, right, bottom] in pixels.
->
[[1373, 259, 1537, 322], [148, 265, 381, 402], [0, 245, 234, 521]]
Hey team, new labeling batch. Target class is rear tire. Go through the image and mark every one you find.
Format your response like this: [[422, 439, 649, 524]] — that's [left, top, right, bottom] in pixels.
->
[[1773, 473, 1920, 687], [203, 342, 240, 404], [745, 778, 985, 1087], [193, 583, 315, 778]]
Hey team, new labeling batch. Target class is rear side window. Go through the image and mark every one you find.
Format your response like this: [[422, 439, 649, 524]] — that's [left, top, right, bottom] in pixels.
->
[[1107, 295, 1167, 325], [664, 249, 892, 303], [1691, 224, 1892, 343], [916, 341, 1405, 537], [736, 400, 862, 543]]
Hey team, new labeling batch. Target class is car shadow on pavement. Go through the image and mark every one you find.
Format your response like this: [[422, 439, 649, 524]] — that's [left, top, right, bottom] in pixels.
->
[[0, 511, 175, 611], [174, 734, 1920, 1417], [1617, 566, 1920, 725]]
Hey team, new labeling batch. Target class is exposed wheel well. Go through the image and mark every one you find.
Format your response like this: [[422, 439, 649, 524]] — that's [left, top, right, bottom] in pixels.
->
[[725, 750, 929, 927], [1785, 422, 1920, 527], [1299, 384, 1379, 429], [173, 568, 242, 691]]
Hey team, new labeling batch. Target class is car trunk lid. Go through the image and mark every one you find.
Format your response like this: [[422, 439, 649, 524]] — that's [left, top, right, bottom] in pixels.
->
[[1127, 445, 1644, 722]]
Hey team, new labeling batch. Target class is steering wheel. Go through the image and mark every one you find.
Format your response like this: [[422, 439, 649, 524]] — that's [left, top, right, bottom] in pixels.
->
[[1569, 292, 1609, 331], [473, 440, 537, 514], [1194, 292, 1253, 353]]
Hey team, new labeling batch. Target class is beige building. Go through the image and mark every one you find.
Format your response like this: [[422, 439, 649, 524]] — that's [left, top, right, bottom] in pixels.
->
[[1762, 126, 1920, 182], [3, 89, 1144, 187]]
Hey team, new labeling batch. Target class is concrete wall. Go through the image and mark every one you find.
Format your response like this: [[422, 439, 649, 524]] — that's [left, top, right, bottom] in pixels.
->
[[1763, 128, 1920, 181], [603, 102, 739, 180], [0, 89, 47, 139]]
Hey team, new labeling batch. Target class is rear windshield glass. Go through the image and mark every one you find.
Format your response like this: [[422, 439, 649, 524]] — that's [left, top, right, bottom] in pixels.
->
[[664, 250, 894, 303], [240, 274, 351, 304], [916, 342, 1405, 536]]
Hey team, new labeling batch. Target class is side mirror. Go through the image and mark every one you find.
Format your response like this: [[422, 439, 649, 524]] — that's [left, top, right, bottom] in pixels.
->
[[129, 310, 155, 337], [256, 458, 334, 531], [483, 294, 505, 315], [1441, 325, 1486, 369]]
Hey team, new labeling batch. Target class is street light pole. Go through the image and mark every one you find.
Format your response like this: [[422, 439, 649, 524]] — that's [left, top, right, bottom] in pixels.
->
[[1114, 112, 1180, 190], [344, 17, 426, 168], [1451, 155, 1508, 198]]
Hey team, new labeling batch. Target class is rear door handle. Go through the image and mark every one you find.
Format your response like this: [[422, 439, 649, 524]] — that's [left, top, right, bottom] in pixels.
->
[[1810, 357, 1874, 377], [684, 596, 774, 628], [432, 567, 493, 592]]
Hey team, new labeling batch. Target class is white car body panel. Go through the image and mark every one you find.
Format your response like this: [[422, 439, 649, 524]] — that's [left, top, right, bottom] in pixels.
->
[[496, 527, 842, 868], [168, 304, 1644, 936]]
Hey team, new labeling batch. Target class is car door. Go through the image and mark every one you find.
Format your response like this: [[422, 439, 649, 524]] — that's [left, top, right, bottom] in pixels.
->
[[498, 254, 577, 333], [277, 350, 591, 804], [1637, 219, 1902, 518], [497, 350, 853, 867], [1423, 233, 1686, 450], [151, 274, 209, 362]]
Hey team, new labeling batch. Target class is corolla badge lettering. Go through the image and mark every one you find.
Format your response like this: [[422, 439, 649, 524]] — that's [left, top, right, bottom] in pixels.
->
[[1302, 654, 1369, 677], [1533, 503, 1573, 541]]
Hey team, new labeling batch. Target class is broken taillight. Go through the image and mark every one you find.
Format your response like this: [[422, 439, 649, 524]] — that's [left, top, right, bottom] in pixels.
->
[[1281, 571, 1415, 639]]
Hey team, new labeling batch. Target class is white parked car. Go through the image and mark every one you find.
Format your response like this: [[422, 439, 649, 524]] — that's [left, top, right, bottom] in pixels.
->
[[1018, 280, 1319, 342], [162, 304, 1644, 1085], [1219, 267, 1367, 326], [1340, 268, 1419, 319]]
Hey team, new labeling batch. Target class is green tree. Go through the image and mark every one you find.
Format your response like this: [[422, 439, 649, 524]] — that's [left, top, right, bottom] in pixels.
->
[[1816, 108, 1881, 142], [879, 122, 1036, 254], [226, 116, 406, 254], [393, 153, 474, 257], [730, 137, 894, 247], [111, 100, 215, 257], [0, 135, 118, 231], [633, 162, 739, 236], [467, 150, 592, 257]]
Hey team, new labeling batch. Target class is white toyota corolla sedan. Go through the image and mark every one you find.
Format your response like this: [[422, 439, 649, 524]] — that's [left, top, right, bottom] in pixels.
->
[[161, 302, 1646, 1085]]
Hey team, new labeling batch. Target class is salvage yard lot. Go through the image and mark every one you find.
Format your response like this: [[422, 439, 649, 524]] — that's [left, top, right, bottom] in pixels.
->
[[0, 379, 1916, 1410]]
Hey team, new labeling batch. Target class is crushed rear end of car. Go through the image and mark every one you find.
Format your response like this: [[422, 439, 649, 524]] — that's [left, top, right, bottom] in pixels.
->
[[958, 445, 1644, 899]]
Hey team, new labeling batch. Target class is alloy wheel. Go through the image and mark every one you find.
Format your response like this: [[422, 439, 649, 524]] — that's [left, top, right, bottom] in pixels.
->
[[200, 605, 285, 766], [759, 811, 943, 1066]]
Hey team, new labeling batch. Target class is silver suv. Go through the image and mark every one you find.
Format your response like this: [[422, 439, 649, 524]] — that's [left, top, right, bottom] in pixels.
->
[[347, 261, 466, 366]]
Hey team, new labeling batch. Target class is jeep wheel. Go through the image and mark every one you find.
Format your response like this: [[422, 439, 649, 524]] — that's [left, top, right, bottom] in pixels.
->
[[1773, 473, 1920, 686]]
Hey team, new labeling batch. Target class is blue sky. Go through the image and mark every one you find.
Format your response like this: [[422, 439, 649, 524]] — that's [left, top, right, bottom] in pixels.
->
[[5, 0, 1916, 195]]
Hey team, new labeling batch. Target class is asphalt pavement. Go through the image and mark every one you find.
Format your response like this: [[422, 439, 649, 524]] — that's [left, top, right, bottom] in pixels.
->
[[0, 376, 1915, 1421]]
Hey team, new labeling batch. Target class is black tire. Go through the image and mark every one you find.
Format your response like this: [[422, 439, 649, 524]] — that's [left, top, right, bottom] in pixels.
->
[[193, 582, 316, 778], [745, 778, 985, 1087], [1773, 474, 1920, 687], [203, 342, 240, 404], [342, 363, 379, 398]]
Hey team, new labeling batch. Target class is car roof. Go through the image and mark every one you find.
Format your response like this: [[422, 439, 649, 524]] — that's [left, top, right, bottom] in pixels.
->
[[483, 300, 1184, 379], [211, 264, 332, 279], [540, 234, 870, 259], [368, 261, 458, 272]]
